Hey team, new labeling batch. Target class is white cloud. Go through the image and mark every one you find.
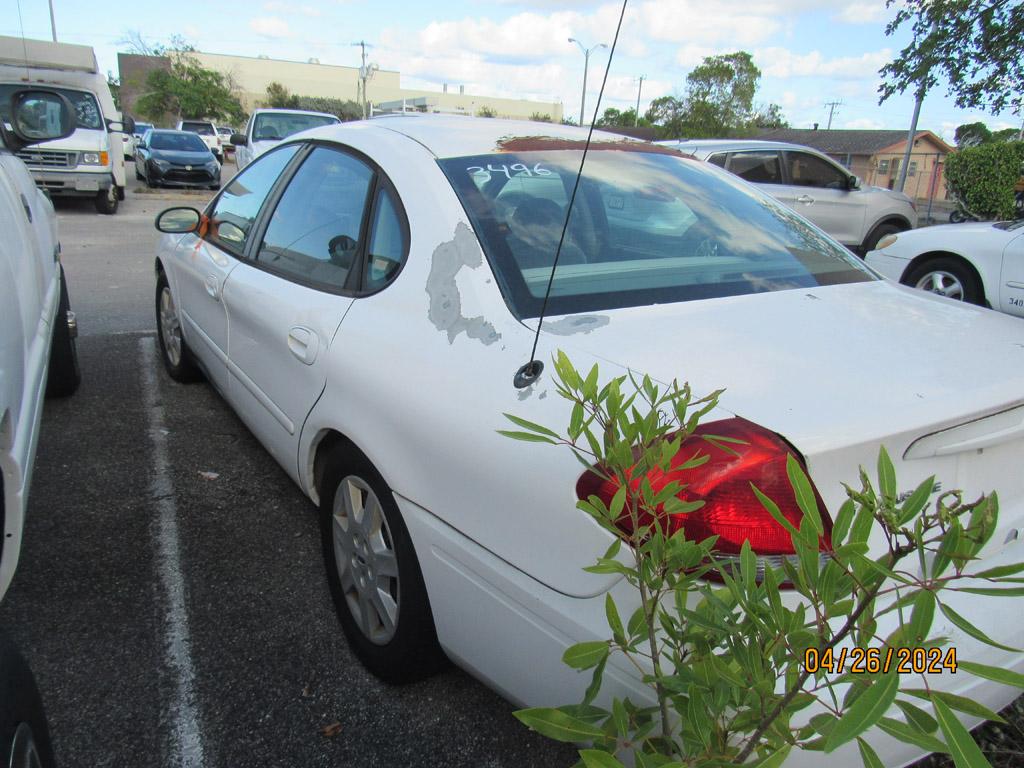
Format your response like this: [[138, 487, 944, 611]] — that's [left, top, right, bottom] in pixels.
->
[[755, 47, 891, 80], [262, 2, 320, 15], [675, 45, 724, 68], [843, 117, 885, 129], [834, 2, 889, 24], [249, 17, 293, 38]]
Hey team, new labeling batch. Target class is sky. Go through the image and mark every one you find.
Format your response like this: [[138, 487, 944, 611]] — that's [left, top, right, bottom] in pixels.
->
[[4, 0, 1021, 143]]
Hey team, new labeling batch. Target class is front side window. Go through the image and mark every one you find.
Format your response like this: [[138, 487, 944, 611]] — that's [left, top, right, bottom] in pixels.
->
[[257, 146, 373, 289], [786, 151, 847, 189], [205, 144, 299, 255], [726, 151, 782, 184], [252, 113, 340, 142], [439, 148, 873, 318]]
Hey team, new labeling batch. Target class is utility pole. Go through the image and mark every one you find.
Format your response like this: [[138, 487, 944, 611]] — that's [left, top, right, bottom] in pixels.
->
[[824, 100, 843, 130], [351, 40, 373, 119], [896, 21, 937, 194], [634, 75, 645, 127], [568, 37, 607, 126], [48, 0, 57, 41]]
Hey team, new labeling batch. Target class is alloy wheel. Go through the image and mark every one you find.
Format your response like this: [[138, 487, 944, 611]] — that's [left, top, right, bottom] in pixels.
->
[[915, 270, 964, 300], [159, 286, 182, 366]]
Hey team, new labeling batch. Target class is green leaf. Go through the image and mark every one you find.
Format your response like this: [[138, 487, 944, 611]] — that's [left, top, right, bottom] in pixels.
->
[[582, 654, 607, 706], [611, 698, 629, 738], [950, 586, 1024, 597], [824, 672, 900, 753], [958, 660, 1024, 689], [579, 750, 625, 768], [908, 590, 936, 645], [894, 699, 938, 734], [751, 483, 800, 539], [502, 412, 561, 438], [898, 475, 935, 525], [932, 696, 994, 768], [972, 562, 1024, 579], [877, 445, 896, 500], [496, 430, 558, 444], [938, 601, 1021, 652], [563, 641, 610, 670], [877, 716, 949, 754], [514, 707, 606, 742], [831, 499, 856, 549], [750, 745, 791, 768], [903, 689, 1006, 724], [787, 454, 823, 535], [855, 737, 885, 768], [605, 594, 625, 644]]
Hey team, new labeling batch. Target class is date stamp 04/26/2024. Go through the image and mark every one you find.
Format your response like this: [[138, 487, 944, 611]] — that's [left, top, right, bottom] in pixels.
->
[[803, 646, 959, 675]]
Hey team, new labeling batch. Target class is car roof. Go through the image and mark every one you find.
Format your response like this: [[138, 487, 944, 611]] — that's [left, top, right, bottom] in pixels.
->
[[151, 129, 203, 136], [658, 138, 824, 154], [252, 108, 339, 120], [348, 113, 663, 159]]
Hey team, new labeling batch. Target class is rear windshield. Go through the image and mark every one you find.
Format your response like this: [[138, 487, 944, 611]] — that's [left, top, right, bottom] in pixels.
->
[[252, 113, 340, 141], [181, 121, 215, 135], [439, 149, 873, 318], [0, 83, 103, 130], [150, 132, 208, 152]]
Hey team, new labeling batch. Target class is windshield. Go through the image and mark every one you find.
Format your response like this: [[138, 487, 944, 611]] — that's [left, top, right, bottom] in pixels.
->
[[252, 112, 340, 141], [0, 83, 103, 130], [134, 122, 153, 136], [439, 148, 874, 318], [181, 121, 215, 135], [150, 132, 208, 152]]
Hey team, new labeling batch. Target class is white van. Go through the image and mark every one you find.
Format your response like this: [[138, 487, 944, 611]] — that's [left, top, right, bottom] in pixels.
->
[[0, 35, 132, 214]]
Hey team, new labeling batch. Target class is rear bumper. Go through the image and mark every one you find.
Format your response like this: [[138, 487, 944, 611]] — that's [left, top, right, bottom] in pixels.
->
[[29, 170, 113, 197]]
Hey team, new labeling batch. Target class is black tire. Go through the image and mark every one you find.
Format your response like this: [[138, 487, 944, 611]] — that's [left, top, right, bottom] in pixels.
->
[[155, 271, 203, 382], [319, 447, 446, 684], [46, 265, 81, 398], [135, 166, 143, 181], [0, 632, 56, 768], [903, 256, 984, 305], [861, 221, 904, 254], [94, 186, 118, 215], [950, 209, 967, 224]]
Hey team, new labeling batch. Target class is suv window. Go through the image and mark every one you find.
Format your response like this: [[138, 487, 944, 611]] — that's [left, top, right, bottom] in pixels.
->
[[257, 146, 373, 289], [205, 144, 299, 255], [785, 151, 847, 189], [725, 151, 782, 184]]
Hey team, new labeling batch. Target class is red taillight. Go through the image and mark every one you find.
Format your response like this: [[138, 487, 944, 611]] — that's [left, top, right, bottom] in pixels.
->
[[576, 417, 832, 559]]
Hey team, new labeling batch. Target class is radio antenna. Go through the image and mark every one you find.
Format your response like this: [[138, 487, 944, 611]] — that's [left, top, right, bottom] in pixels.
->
[[513, 0, 629, 389]]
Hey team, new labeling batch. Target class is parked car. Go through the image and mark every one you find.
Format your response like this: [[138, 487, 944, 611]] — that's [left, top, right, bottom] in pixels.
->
[[127, 120, 154, 158], [232, 108, 340, 170], [176, 118, 222, 163], [151, 116, 1024, 768], [135, 129, 221, 189], [865, 219, 1024, 313], [217, 125, 235, 154], [1, 86, 82, 768], [0, 35, 133, 214], [662, 139, 918, 253]]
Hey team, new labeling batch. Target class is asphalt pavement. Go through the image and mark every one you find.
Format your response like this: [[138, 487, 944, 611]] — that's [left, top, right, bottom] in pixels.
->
[[0, 157, 577, 768]]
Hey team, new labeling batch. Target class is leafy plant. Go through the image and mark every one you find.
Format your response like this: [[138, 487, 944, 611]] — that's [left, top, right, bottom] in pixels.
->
[[477, 105, 498, 118], [502, 352, 1024, 767], [945, 141, 1024, 219]]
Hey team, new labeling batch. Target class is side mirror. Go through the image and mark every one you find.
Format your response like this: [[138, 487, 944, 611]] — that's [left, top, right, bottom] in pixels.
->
[[847, 174, 861, 191], [230, 133, 247, 146], [106, 115, 136, 134], [155, 207, 201, 233], [5, 89, 77, 149]]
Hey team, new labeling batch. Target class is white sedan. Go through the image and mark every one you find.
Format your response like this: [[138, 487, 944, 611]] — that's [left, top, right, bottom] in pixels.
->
[[151, 116, 1024, 768], [865, 220, 1024, 314]]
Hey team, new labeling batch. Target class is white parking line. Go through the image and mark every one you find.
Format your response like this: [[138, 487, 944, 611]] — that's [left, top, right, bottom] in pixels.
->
[[140, 337, 206, 767]]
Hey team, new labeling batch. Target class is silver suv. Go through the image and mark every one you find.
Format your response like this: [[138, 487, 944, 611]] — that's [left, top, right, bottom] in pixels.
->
[[663, 139, 918, 253]]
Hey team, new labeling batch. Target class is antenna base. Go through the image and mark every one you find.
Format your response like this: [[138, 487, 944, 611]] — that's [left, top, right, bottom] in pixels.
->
[[513, 360, 544, 389]]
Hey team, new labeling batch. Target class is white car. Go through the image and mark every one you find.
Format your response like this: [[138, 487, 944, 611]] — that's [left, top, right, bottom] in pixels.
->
[[151, 116, 1024, 768], [232, 108, 340, 170], [663, 139, 919, 254], [176, 119, 222, 163], [865, 220, 1024, 313], [1, 87, 81, 768]]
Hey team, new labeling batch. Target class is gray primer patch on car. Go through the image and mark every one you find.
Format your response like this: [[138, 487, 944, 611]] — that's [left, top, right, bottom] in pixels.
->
[[541, 315, 611, 335], [426, 222, 501, 346]]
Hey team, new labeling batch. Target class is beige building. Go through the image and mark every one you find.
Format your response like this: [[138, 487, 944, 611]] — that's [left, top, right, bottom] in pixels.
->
[[118, 50, 562, 123]]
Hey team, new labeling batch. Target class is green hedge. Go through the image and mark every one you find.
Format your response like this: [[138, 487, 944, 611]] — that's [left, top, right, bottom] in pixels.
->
[[944, 141, 1024, 219]]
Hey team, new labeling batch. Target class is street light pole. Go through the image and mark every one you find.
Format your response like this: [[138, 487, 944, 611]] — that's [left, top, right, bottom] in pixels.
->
[[568, 37, 606, 126], [48, 0, 57, 41]]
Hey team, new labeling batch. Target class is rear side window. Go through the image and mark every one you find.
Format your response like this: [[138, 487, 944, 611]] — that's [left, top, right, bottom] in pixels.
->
[[365, 185, 407, 292], [205, 144, 299, 255], [726, 151, 782, 184], [257, 146, 373, 289], [439, 149, 872, 318]]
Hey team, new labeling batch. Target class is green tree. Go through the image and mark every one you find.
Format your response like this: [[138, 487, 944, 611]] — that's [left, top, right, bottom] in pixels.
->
[[880, 0, 1024, 115], [595, 107, 651, 128], [529, 111, 552, 123], [264, 81, 299, 109], [955, 121, 993, 147], [476, 105, 497, 118], [644, 95, 685, 138], [751, 102, 789, 130], [680, 51, 760, 137], [107, 72, 121, 111], [992, 126, 1023, 142], [135, 49, 244, 124]]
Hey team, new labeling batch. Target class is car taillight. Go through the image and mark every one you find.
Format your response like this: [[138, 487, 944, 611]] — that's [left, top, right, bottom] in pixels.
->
[[576, 417, 832, 583]]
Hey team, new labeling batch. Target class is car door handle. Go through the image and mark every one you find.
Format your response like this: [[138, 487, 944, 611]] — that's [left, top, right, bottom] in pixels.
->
[[796, 195, 814, 204], [287, 326, 319, 365], [205, 274, 220, 300]]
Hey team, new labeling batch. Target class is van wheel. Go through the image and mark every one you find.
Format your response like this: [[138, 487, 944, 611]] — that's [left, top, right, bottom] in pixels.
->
[[155, 271, 203, 382], [0, 633, 56, 768], [319, 447, 447, 684], [94, 186, 118, 215], [46, 265, 81, 398]]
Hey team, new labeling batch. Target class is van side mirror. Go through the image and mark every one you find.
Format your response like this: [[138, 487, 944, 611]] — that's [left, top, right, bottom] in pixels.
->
[[4, 89, 77, 150], [847, 174, 861, 191], [106, 115, 136, 134], [230, 133, 247, 146]]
